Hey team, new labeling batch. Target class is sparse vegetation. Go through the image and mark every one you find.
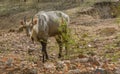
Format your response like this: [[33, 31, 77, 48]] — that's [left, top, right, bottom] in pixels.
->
[[0, 0, 120, 74]]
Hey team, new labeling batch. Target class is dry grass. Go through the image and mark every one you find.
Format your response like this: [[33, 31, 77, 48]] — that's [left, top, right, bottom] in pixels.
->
[[0, 0, 120, 73]]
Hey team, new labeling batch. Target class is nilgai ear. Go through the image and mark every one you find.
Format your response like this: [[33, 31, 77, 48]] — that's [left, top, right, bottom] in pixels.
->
[[20, 20, 24, 25], [33, 19, 37, 25]]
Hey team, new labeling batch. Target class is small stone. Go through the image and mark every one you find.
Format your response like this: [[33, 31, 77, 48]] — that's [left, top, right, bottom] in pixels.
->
[[23, 68, 38, 74], [44, 62, 55, 69], [5, 58, 14, 67], [75, 58, 89, 63], [88, 57, 100, 66], [115, 68, 120, 74], [29, 68, 38, 74], [94, 68, 107, 74], [44, 62, 56, 73], [20, 61, 28, 68], [67, 69, 80, 74], [64, 60, 71, 66], [88, 44, 92, 47], [28, 48, 35, 54], [56, 61, 66, 71]]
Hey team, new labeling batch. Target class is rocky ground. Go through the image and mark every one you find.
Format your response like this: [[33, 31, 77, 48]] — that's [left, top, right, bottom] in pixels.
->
[[0, 13, 120, 74]]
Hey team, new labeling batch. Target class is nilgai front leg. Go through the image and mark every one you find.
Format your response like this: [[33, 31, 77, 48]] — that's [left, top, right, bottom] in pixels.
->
[[40, 40, 48, 62]]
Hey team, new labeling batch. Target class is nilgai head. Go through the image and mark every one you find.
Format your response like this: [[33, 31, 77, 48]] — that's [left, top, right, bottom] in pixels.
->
[[20, 16, 37, 36]]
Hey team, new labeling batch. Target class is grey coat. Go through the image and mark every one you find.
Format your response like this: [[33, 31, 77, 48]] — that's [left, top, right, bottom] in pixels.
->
[[30, 11, 70, 41]]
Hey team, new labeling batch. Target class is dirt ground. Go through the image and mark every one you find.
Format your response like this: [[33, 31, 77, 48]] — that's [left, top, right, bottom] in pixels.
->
[[0, 7, 120, 74]]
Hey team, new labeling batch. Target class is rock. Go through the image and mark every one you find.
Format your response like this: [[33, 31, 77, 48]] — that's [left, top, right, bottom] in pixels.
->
[[88, 44, 92, 47], [22, 68, 38, 74], [5, 58, 14, 67], [29, 68, 38, 74], [56, 61, 68, 72], [56, 61, 65, 71], [75, 58, 89, 63], [69, 64, 77, 70], [88, 57, 101, 66], [64, 60, 71, 66], [44, 62, 56, 73], [44, 62, 55, 69], [115, 68, 120, 74], [0, 61, 4, 67], [98, 27, 117, 36], [94, 68, 107, 74], [28, 48, 35, 54], [20, 61, 28, 68], [67, 69, 80, 74]]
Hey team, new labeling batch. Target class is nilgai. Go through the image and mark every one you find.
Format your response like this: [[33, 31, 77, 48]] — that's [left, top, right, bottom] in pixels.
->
[[20, 11, 70, 62]]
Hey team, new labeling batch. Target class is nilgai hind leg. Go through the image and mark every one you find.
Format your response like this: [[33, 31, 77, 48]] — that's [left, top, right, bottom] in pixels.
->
[[56, 35, 63, 58]]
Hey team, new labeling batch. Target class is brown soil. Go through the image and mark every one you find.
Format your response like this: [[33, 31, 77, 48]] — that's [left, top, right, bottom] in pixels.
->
[[0, 3, 120, 73]]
